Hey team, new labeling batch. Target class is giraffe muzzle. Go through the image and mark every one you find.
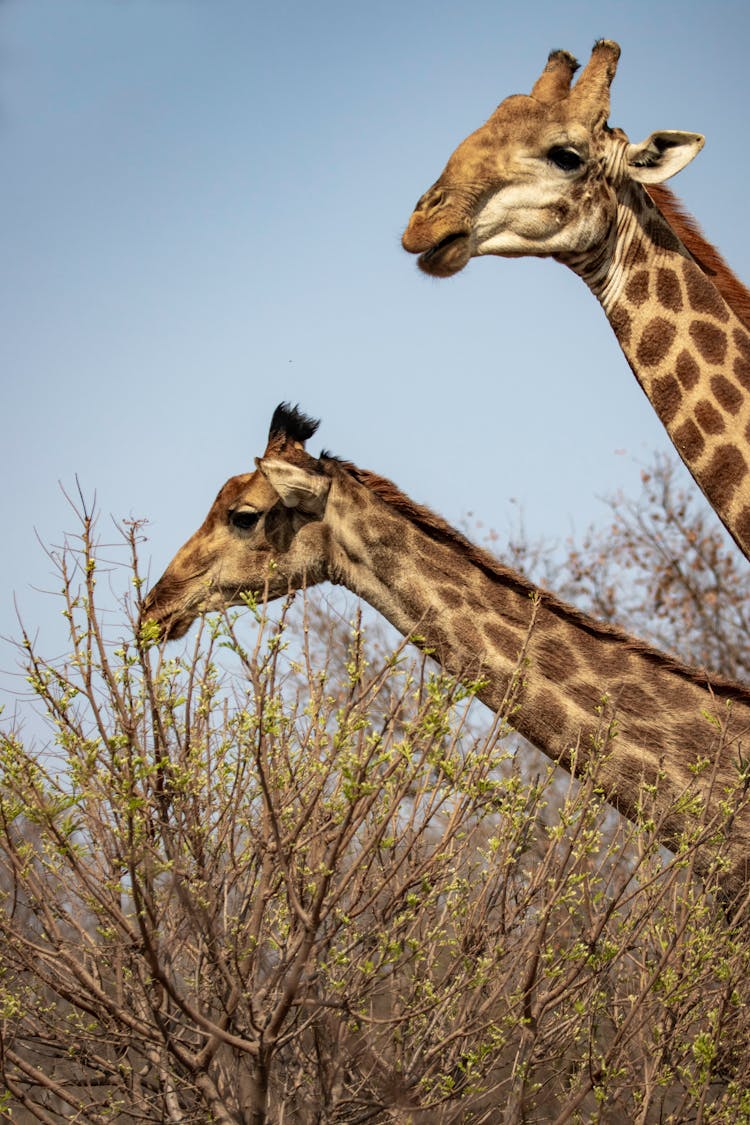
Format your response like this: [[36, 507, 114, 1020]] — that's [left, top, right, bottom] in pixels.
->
[[416, 230, 472, 278]]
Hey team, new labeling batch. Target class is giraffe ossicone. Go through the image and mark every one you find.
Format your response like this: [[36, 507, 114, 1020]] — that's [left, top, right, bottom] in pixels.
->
[[144, 403, 750, 898], [401, 40, 750, 562]]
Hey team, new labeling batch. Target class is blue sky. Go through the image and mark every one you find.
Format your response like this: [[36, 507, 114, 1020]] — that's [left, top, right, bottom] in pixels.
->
[[1, 0, 749, 677]]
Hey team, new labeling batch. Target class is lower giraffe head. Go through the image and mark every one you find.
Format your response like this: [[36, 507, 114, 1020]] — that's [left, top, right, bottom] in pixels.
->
[[143, 404, 332, 639]]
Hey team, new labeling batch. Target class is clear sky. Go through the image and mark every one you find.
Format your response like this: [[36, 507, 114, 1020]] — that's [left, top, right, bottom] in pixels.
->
[[1, 0, 749, 678]]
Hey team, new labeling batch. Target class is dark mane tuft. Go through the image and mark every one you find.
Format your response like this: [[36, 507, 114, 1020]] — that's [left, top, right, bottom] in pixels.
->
[[269, 402, 320, 445]]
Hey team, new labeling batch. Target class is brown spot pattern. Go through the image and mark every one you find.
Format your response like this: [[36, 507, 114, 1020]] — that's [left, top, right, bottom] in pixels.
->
[[675, 349, 700, 390], [616, 681, 658, 713], [644, 215, 680, 252], [703, 444, 748, 507], [711, 374, 743, 415], [655, 268, 682, 312], [535, 634, 582, 679], [674, 418, 705, 460], [636, 317, 676, 367], [483, 621, 523, 656], [416, 550, 452, 580], [436, 583, 463, 605], [651, 374, 681, 425], [734, 355, 750, 392], [626, 270, 650, 307], [671, 717, 713, 758], [609, 304, 632, 348], [684, 267, 730, 323], [689, 320, 728, 365], [736, 506, 750, 548], [532, 689, 570, 738], [572, 632, 628, 679], [734, 328, 750, 363], [628, 239, 649, 267], [455, 617, 484, 653], [694, 399, 726, 435]]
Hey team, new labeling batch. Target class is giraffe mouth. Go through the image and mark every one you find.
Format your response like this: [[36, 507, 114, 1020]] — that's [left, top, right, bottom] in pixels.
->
[[141, 603, 195, 642], [418, 231, 472, 278], [141, 579, 265, 643]]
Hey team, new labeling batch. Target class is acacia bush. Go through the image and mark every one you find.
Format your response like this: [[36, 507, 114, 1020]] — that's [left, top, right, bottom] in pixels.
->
[[1, 466, 750, 1123]]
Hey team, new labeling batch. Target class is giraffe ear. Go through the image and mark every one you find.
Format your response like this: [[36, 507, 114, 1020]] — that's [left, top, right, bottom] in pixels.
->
[[260, 458, 330, 516], [625, 130, 704, 183]]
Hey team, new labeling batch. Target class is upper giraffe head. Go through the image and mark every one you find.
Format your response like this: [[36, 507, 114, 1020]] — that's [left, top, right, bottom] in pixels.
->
[[401, 40, 704, 276], [142, 404, 333, 639]]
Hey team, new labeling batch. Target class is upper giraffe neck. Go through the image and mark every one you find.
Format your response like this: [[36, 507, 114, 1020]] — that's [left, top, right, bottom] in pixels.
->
[[325, 463, 750, 894], [647, 184, 750, 331], [561, 184, 750, 562]]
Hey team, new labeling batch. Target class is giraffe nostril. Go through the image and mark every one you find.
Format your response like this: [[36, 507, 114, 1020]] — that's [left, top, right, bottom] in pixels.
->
[[415, 187, 444, 214]]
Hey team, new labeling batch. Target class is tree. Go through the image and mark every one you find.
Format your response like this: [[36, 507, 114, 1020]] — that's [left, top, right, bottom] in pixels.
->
[[1, 467, 750, 1123]]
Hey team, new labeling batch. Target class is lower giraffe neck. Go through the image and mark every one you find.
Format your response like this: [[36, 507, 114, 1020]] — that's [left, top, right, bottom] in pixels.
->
[[327, 468, 750, 893]]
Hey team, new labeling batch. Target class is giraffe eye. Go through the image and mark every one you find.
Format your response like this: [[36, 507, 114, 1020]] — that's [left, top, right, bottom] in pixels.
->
[[547, 146, 583, 172], [229, 509, 261, 531]]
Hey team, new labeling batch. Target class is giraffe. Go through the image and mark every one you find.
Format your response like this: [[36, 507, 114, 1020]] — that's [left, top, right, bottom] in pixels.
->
[[401, 40, 750, 562], [143, 403, 750, 899]]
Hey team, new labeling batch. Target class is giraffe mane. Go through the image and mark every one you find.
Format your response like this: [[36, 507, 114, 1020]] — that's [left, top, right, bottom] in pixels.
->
[[646, 184, 750, 332], [331, 457, 750, 704]]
